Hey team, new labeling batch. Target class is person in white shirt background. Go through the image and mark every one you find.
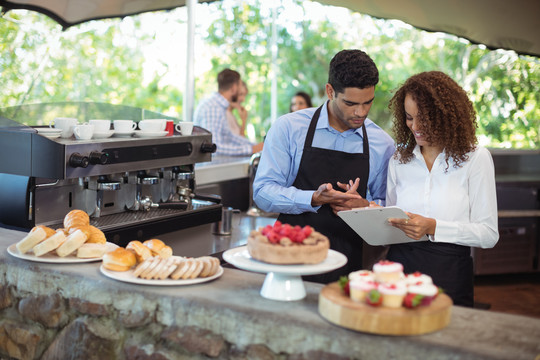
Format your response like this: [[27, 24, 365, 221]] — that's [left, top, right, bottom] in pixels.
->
[[194, 69, 263, 156], [383, 71, 499, 307], [226, 80, 248, 137]]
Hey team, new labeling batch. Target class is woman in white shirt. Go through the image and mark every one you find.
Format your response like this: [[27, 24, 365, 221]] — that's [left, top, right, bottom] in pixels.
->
[[385, 71, 499, 307]]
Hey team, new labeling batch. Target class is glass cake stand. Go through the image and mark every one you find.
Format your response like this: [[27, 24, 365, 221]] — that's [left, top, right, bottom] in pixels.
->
[[223, 246, 347, 301]]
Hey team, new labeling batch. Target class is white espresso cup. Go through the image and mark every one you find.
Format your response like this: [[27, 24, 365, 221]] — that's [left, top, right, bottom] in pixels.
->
[[88, 119, 111, 132], [50, 117, 78, 138], [175, 121, 194, 135], [113, 120, 137, 132], [73, 124, 94, 140], [138, 119, 167, 132]]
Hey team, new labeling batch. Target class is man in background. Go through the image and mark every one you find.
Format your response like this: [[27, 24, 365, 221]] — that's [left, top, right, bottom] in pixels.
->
[[194, 69, 263, 156]]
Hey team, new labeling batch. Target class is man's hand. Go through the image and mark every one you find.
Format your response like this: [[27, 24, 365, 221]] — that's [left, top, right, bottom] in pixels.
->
[[312, 181, 365, 209], [329, 178, 369, 213], [387, 212, 436, 240]]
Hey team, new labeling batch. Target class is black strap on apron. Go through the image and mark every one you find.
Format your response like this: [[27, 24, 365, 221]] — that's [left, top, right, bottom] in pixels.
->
[[278, 103, 370, 283]]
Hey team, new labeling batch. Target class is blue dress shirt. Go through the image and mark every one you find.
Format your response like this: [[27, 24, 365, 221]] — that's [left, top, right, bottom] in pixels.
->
[[253, 101, 395, 214]]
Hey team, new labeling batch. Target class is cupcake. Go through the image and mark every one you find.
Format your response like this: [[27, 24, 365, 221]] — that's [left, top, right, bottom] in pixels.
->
[[407, 283, 439, 306], [379, 281, 407, 308], [349, 280, 378, 303], [348, 269, 375, 283], [373, 260, 404, 283], [405, 271, 433, 286]]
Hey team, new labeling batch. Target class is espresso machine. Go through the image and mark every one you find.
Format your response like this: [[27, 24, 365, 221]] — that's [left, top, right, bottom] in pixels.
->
[[0, 103, 221, 246]]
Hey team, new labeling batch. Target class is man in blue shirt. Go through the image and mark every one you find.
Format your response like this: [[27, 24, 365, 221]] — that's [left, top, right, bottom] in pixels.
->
[[194, 69, 263, 156], [253, 49, 395, 282]]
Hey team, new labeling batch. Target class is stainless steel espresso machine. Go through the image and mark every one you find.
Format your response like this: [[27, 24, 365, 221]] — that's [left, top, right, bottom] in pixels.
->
[[0, 102, 221, 246]]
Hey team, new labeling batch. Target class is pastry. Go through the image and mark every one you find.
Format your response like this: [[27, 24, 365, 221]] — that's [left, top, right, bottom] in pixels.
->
[[86, 225, 106, 244], [56, 229, 88, 257], [32, 231, 67, 257], [63, 209, 90, 232], [102, 247, 137, 271], [126, 240, 153, 262], [143, 239, 173, 258], [379, 281, 407, 308], [349, 280, 378, 303], [405, 271, 433, 286], [34, 225, 57, 238], [68, 225, 92, 239], [348, 269, 375, 283], [407, 283, 439, 306], [16, 226, 48, 254], [76, 243, 109, 258], [373, 260, 404, 283], [247, 221, 329, 265]]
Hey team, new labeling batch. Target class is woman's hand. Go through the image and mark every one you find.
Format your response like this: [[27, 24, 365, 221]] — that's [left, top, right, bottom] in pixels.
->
[[387, 212, 436, 240]]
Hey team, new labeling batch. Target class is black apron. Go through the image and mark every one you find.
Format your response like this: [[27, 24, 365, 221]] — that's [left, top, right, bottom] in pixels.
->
[[387, 242, 474, 307], [278, 104, 370, 283]]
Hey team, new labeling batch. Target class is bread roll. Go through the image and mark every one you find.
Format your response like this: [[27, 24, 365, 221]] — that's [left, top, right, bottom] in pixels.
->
[[143, 239, 172, 258], [76, 243, 109, 258], [63, 210, 90, 232], [68, 225, 92, 239], [35, 225, 56, 238], [126, 240, 152, 262], [33, 231, 66, 257], [87, 225, 106, 244], [56, 229, 88, 257], [16, 226, 48, 254], [102, 248, 136, 272]]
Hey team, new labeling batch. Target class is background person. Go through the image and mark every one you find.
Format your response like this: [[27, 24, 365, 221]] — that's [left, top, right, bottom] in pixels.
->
[[384, 71, 499, 307], [226, 80, 248, 136], [290, 91, 313, 112], [253, 49, 395, 282], [194, 69, 263, 156]]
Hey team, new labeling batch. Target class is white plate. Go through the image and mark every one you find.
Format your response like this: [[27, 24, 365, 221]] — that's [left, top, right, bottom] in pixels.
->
[[92, 130, 115, 139], [223, 246, 347, 276], [7, 242, 118, 263], [113, 130, 135, 137], [134, 130, 168, 138], [99, 261, 224, 286]]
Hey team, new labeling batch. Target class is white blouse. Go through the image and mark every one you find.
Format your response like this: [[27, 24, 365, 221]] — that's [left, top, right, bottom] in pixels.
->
[[386, 145, 499, 249]]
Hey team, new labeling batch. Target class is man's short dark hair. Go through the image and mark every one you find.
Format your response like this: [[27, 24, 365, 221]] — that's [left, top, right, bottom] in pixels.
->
[[328, 49, 379, 94], [217, 69, 241, 92]]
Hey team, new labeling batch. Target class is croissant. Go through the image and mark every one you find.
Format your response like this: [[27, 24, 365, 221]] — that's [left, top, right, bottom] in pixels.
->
[[34, 225, 57, 238], [126, 240, 152, 262], [86, 225, 107, 244], [143, 239, 172, 258], [63, 210, 90, 231]]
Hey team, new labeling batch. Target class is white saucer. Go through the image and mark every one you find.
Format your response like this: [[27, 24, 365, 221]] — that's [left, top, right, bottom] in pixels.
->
[[113, 130, 135, 137], [134, 130, 168, 138], [36, 128, 62, 138], [92, 130, 115, 139]]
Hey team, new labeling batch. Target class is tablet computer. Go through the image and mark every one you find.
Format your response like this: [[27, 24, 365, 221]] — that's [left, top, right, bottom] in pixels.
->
[[338, 206, 427, 246]]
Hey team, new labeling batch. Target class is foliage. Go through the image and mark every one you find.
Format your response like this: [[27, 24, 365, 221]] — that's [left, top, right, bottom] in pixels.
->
[[0, 1, 538, 148]]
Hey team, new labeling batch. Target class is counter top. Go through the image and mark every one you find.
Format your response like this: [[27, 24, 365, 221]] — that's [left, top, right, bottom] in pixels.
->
[[1, 225, 540, 359], [195, 155, 251, 186]]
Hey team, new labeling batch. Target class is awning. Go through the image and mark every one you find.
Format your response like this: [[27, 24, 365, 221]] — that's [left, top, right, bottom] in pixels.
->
[[1, 0, 539, 57]]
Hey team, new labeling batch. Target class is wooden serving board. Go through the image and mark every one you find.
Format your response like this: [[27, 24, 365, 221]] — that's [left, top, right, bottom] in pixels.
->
[[319, 282, 452, 336]]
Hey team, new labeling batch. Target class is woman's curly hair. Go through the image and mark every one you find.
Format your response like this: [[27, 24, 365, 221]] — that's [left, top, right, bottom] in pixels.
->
[[389, 71, 478, 170]]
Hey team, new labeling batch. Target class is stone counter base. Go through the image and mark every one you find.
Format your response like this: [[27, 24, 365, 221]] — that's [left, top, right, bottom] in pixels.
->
[[0, 282, 345, 360]]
